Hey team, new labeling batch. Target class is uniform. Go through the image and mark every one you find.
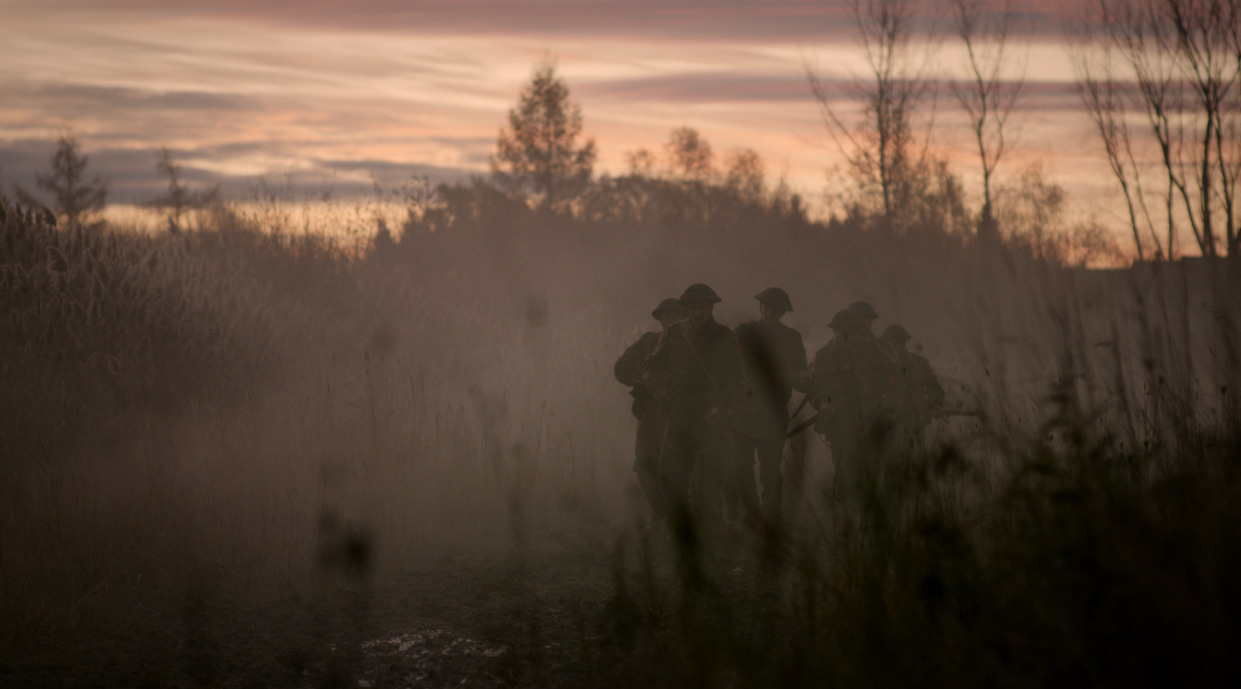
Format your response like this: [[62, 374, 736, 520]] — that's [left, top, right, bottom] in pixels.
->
[[810, 328, 901, 507], [882, 325, 945, 450], [644, 314, 744, 540], [732, 318, 808, 522], [615, 331, 668, 521]]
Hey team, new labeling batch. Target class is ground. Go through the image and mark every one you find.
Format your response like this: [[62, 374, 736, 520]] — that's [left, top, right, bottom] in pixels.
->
[[1, 540, 625, 689]]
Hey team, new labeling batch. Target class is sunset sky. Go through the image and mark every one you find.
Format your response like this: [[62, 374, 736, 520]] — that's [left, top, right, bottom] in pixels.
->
[[1, 1, 1123, 233]]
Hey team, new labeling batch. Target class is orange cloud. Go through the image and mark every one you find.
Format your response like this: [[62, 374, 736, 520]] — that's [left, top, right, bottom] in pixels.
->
[[1, 1, 1125, 234]]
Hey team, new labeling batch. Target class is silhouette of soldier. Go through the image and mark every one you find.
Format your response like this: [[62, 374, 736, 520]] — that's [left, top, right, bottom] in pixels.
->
[[881, 324, 945, 450], [809, 308, 901, 510], [644, 283, 744, 544], [848, 300, 901, 362], [614, 298, 687, 527], [729, 287, 810, 524]]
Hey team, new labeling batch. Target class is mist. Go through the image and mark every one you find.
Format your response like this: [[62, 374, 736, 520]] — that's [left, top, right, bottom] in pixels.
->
[[3, 154, 1239, 684], [5, 4, 1241, 684]]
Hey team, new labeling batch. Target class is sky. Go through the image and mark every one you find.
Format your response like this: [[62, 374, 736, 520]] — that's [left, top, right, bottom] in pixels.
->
[[0, 0, 1125, 234]]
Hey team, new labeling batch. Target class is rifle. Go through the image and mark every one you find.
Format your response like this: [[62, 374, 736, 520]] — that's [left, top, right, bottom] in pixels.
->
[[782, 366, 865, 438], [805, 366, 856, 379], [787, 407, 982, 438], [934, 408, 982, 418], [786, 410, 823, 439]]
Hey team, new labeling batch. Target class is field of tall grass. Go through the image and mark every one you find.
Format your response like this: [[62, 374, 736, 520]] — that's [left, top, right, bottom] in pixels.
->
[[1, 174, 1238, 685]]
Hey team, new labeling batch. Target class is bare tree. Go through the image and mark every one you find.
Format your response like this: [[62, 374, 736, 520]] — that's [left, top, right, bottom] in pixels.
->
[[1101, 0, 1187, 258], [1164, 0, 1238, 257], [1073, 49, 1155, 260], [949, 0, 1025, 239], [808, 0, 933, 226], [1222, 0, 1241, 255], [1074, 0, 1241, 258]]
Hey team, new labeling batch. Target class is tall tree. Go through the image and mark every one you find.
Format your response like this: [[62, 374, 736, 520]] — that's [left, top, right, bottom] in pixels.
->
[[1073, 0, 1241, 258], [950, 0, 1025, 240], [13, 133, 109, 227], [1072, 40, 1155, 260], [491, 64, 597, 212], [807, 0, 933, 227]]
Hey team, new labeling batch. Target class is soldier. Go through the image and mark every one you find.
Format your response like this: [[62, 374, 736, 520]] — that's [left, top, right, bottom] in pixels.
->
[[615, 298, 687, 527], [644, 283, 745, 544], [848, 300, 901, 362], [809, 309, 901, 510], [730, 287, 810, 524], [881, 325, 945, 449]]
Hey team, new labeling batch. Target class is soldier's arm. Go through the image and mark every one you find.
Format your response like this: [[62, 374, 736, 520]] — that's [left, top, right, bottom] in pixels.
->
[[912, 355, 946, 406], [869, 342, 904, 378], [792, 331, 810, 372], [643, 326, 683, 392], [789, 331, 812, 392], [615, 332, 658, 386], [732, 322, 759, 382], [719, 331, 748, 406], [804, 346, 842, 409], [927, 379, 946, 407]]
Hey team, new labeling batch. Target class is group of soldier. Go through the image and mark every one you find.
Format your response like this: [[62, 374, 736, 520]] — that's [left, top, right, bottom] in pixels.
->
[[614, 283, 945, 540]]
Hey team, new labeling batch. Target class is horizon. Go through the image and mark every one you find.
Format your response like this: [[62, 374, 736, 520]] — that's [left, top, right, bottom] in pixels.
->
[[0, 0, 1207, 258]]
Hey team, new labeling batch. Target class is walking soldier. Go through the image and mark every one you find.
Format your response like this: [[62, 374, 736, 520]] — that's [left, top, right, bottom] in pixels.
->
[[615, 298, 687, 527], [808, 308, 901, 510], [730, 287, 810, 524], [881, 324, 945, 449], [643, 284, 745, 543]]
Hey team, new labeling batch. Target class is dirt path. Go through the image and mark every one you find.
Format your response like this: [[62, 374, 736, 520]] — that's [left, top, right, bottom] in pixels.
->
[[2, 542, 622, 689]]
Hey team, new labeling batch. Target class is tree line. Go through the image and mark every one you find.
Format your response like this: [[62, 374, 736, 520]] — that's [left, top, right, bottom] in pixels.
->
[[8, 0, 1239, 262]]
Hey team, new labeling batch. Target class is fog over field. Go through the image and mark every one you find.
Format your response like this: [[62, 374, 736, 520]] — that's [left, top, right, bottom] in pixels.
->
[[4, 1, 1241, 687]]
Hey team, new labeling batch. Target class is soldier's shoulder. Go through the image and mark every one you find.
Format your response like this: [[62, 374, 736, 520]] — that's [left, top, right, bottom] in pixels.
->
[[775, 321, 804, 340], [910, 353, 935, 371], [734, 320, 761, 337], [638, 331, 662, 346], [814, 338, 842, 358], [871, 336, 897, 353], [860, 338, 895, 357], [705, 320, 735, 339]]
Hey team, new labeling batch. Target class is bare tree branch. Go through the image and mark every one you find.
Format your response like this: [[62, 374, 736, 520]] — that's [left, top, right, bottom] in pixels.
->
[[949, 0, 1026, 238]]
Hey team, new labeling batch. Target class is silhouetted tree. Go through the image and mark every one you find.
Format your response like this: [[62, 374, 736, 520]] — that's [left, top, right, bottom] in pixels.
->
[[147, 148, 219, 234], [13, 133, 109, 227], [625, 148, 658, 177], [1073, 0, 1241, 258], [665, 127, 715, 181], [491, 64, 597, 212], [1072, 48, 1152, 260], [950, 0, 1025, 240], [807, 0, 935, 229], [725, 149, 766, 202]]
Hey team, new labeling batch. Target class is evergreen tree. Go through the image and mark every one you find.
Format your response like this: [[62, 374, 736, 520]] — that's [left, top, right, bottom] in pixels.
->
[[491, 64, 596, 212], [14, 133, 109, 227]]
